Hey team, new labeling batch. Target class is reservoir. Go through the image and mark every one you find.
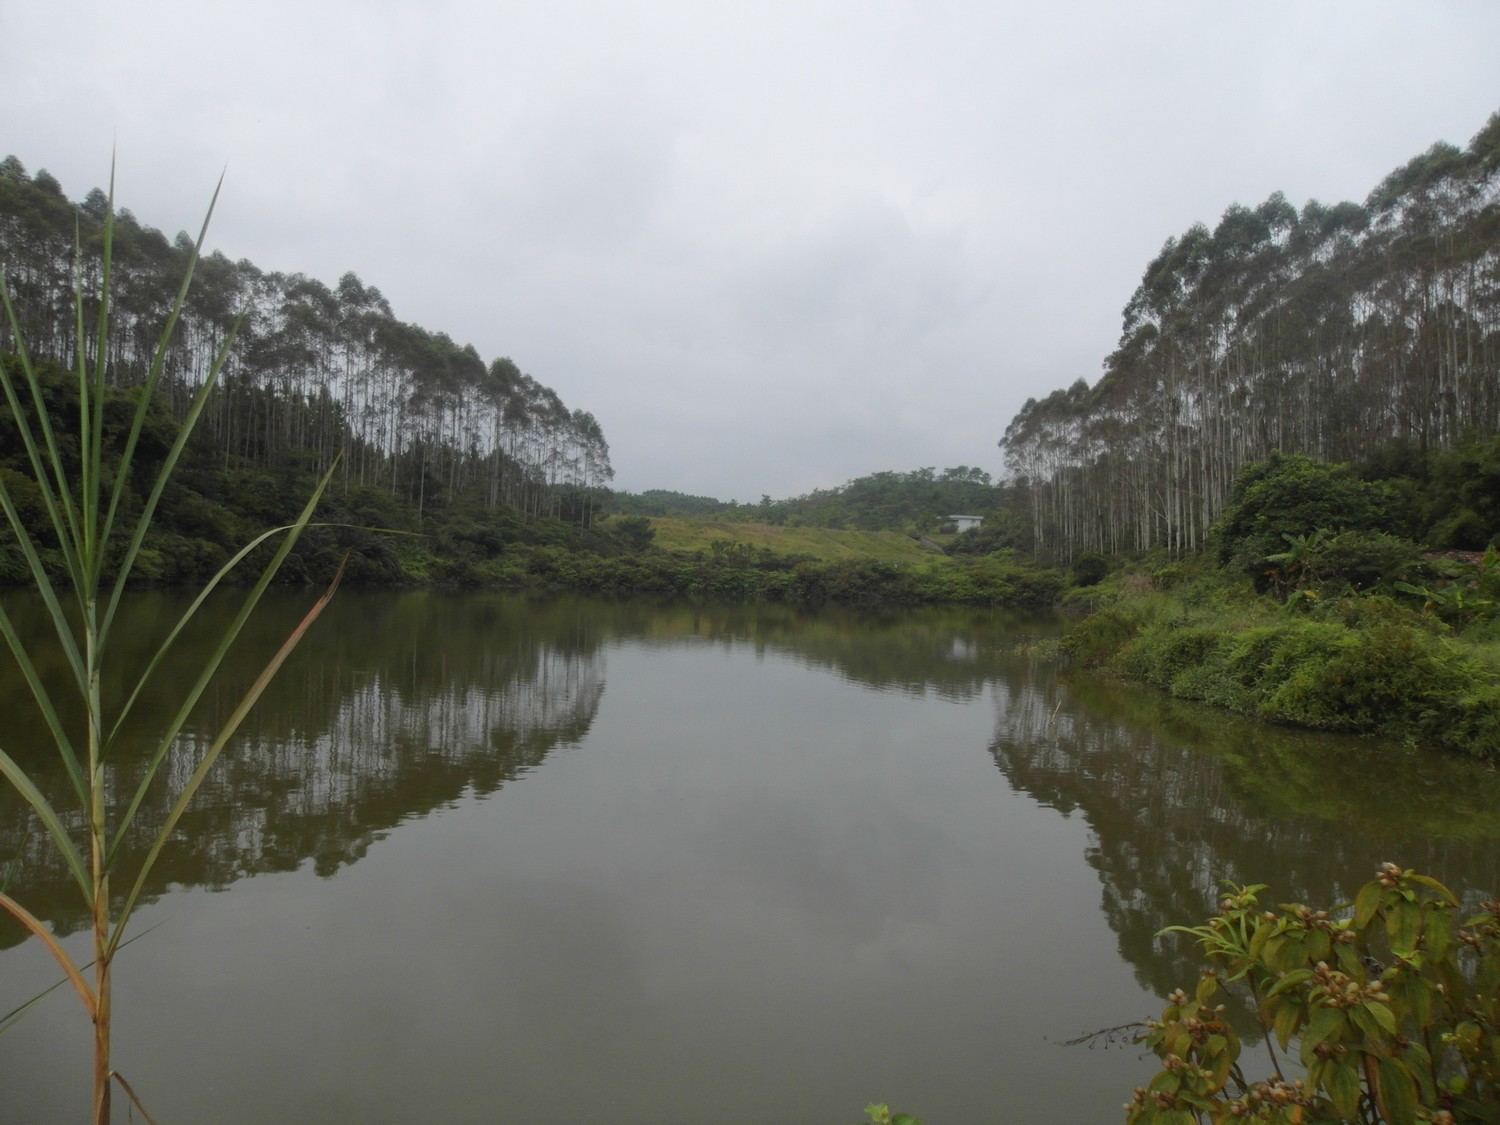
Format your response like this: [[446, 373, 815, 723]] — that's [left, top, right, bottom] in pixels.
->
[[2, 592, 1497, 1123]]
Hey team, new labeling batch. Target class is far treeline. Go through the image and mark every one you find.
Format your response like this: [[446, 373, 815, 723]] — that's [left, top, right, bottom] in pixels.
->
[[1001, 111, 1500, 561], [609, 466, 1010, 533], [0, 156, 613, 526]]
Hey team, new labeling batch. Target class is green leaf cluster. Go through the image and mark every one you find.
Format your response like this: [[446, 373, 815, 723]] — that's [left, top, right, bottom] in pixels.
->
[[1130, 865, 1500, 1124]]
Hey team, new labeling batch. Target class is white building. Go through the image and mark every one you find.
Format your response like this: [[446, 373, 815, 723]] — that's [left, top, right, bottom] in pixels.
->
[[948, 514, 983, 533]]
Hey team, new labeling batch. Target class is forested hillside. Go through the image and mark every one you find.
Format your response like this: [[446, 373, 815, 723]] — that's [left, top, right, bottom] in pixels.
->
[[0, 158, 611, 523], [744, 466, 1009, 531], [609, 467, 1016, 535], [1001, 112, 1500, 560]]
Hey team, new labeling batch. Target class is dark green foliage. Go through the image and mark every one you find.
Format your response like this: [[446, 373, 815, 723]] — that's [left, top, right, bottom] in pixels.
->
[[1264, 528, 1426, 597], [1072, 551, 1109, 587], [1420, 437, 1500, 548], [1064, 580, 1500, 758], [1298, 530, 1424, 592], [609, 515, 656, 550], [1212, 454, 1391, 590], [1130, 868, 1500, 1123], [746, 466, 1011, 533], [511, 546, 1063, 609], [1060, 607, 1140, 667], [605, 489, 736, 518]]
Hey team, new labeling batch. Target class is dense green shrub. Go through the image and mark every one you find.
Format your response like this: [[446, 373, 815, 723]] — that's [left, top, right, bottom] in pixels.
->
[[1068, 579, 1500, 758], [1129, 866, 1500, 1124], [1424, 437, 1500, 548], [1299, 530, 1425, 593], [609, 515, 656, 550], [1258, 624, 1459, 734], [1073, 551, 1109, 587], [1213, 454, 1392, 591], [1062, 607, 1141, 666]]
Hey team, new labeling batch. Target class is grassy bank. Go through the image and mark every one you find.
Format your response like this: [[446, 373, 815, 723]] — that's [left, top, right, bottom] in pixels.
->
[[645, 516, 942, 563], [1061, 559, 1500, 758]]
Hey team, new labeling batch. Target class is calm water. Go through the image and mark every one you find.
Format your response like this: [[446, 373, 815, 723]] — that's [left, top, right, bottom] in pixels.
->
[[2, 591, 1498, 1123]]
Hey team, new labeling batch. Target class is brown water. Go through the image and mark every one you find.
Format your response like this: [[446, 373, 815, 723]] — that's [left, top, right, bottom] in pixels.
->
[[1, 591, 1498, 1123]]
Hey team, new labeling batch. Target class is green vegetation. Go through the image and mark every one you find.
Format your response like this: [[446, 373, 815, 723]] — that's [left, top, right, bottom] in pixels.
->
[[1061, 447, 1500, 758], [0, 172, 334, 1123], [742, 465, 1010, 532], [1130, 865, 1500, 1124], [503, 539, 1064, 607], [863, 1105, 923, 1125], [0, 357, 1066, 605], [609, 466, 1029, 540], [604, 488, 737, 518]]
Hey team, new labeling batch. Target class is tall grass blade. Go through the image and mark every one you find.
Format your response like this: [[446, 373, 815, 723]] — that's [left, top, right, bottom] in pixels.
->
[[0, 925, 158, 1037], [0, 283, 87, 598], [0, 475, 89, 701], [111, 1072, 157, 1125], [107, 521, 412, 746], [74, 215, 91, 556], [86, 155, 116, 560], [0, 891, 94, 1016], [107, 461, 340, 860], [0, 746, 89, 900], [93, 171, 223, 584], [106, 519, 353, 746], [0, 603, 86, 801], [110, 554, 347, 955], [0, 976, 63, 1036], [98, 309, 244, 648], [0, 162, 342, 1123]]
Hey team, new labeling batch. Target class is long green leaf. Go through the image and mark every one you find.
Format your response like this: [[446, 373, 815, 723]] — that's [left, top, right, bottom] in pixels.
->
[[85, 155, 116, 565], [107, 461, 340, 862], [0, 468, 89, 702], [105, 523, 299, 748], [0, 282, 88, 601], [72, 212, 94, 567], [106, 518, 407, 748], [110, 554, 346, 955], [98, 308, 244, 648], [0, 601, 85, 802], [0, 976, 61, 1036], [0, 746, 90, 903], [93, 170, 223, 586]]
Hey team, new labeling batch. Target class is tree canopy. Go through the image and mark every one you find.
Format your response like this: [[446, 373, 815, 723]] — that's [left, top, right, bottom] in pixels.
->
[[0, 159, 612, 526], [1000, 112, 1500, 560]]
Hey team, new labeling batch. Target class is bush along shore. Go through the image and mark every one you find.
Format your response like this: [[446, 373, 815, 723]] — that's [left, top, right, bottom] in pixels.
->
[[1058, 454, 1500, 760]]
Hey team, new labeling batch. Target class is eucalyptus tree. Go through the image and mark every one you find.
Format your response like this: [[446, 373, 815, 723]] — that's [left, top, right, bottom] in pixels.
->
[[0, 158, 612, 529], [1001, 112, 1500, 560]]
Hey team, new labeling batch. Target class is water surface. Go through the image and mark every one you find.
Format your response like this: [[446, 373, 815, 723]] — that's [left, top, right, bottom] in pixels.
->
[[2, 592, 1498, 1123]]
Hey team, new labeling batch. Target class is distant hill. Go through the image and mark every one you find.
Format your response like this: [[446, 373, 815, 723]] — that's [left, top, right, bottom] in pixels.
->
[[609, 466, 1020, 536]]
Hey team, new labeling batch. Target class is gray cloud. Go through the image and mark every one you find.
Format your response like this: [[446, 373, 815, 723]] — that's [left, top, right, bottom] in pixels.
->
[[3, 0, 1498, 499]]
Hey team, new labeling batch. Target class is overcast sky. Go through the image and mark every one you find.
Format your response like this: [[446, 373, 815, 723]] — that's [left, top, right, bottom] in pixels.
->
[[4, 2, 1498, 500]]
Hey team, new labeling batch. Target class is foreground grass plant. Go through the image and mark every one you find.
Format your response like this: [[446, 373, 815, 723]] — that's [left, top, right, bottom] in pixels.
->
[[1130, 865, 1500, 1124], [0, 164, 340, 1123]]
